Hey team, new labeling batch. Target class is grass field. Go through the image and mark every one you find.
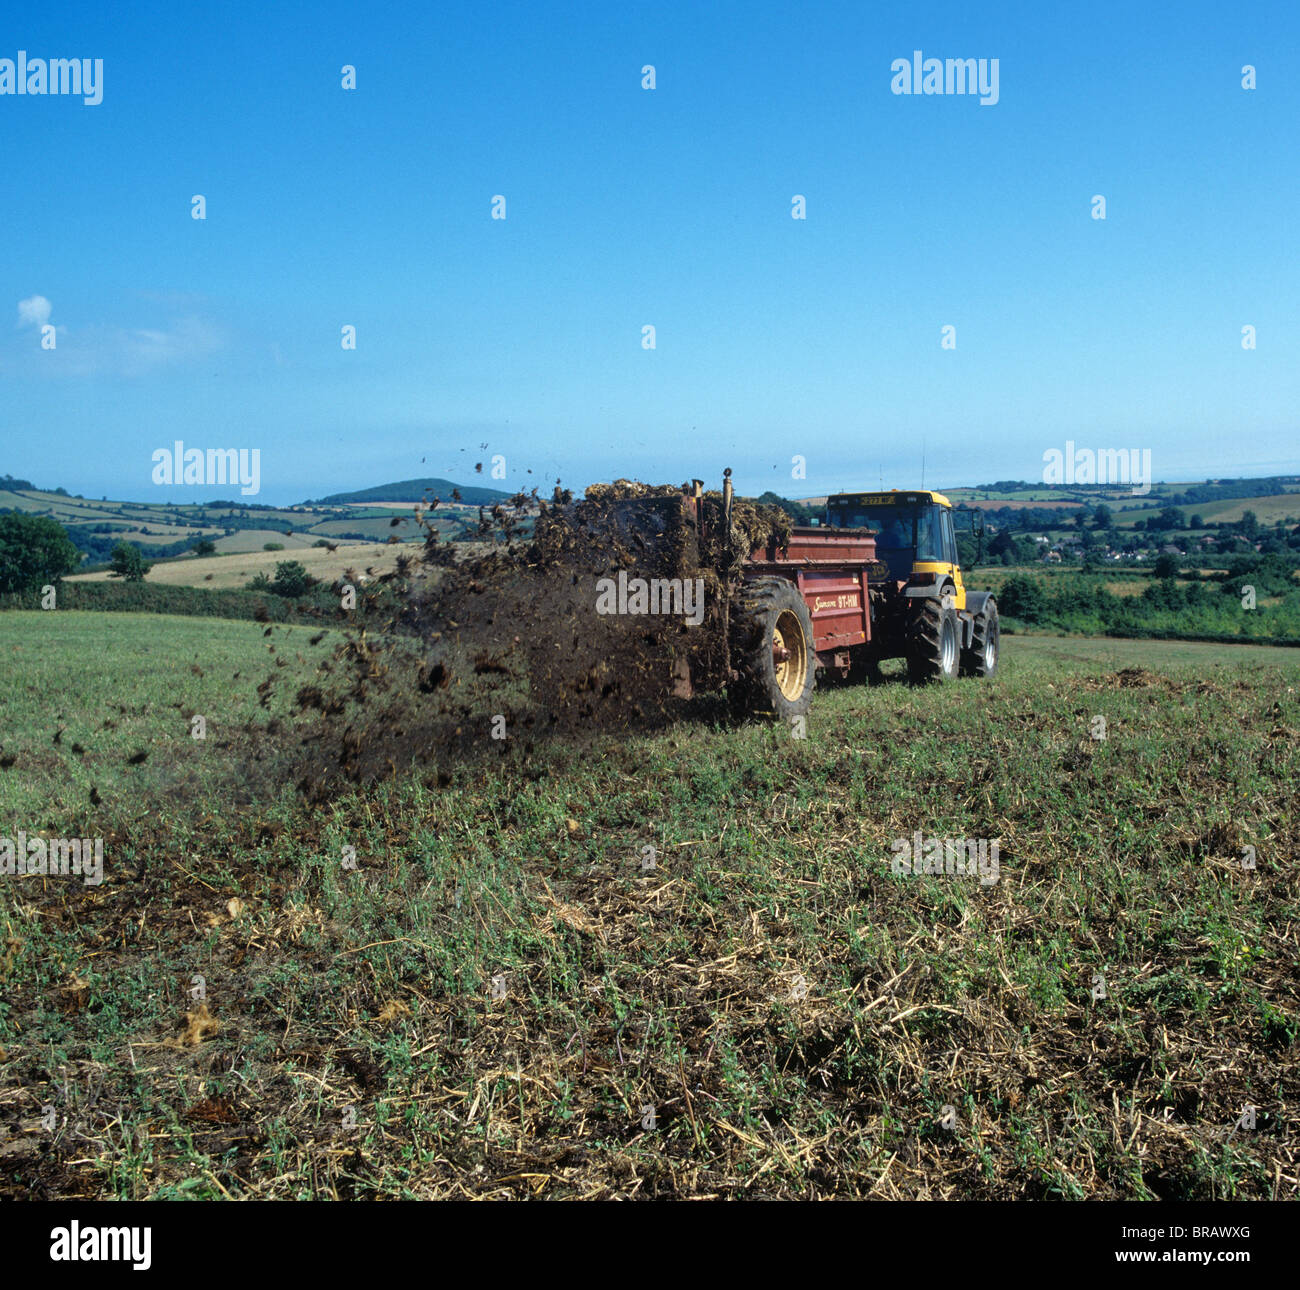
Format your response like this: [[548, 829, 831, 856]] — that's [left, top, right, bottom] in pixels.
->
[[980, 566, 1155, 596], [0, 612, 1296, 1199], [209, 529, 327, 554], [67, 542, 411, 590], [1109, 494, 1300, 528]]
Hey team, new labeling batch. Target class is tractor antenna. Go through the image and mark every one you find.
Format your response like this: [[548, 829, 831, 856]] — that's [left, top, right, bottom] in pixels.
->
[[921, 439, 926, 489]]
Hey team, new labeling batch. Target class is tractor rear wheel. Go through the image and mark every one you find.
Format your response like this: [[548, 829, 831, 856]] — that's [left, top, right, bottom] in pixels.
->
[[730, 576, 815, 719], [906, 597, 960, 684], [962, 598, 1000, 679]]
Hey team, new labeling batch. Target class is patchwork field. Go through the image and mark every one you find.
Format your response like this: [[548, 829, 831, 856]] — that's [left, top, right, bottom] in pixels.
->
[[0, 486, 473, 564], [66, 542, 411, 590], [1108, 494, 1300, 528], [0, 612, 1295, 1200]]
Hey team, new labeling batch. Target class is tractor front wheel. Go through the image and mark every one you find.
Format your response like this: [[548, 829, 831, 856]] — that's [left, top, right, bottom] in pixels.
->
[[906, 597, 960, 685], [730, 577, 815, 719]]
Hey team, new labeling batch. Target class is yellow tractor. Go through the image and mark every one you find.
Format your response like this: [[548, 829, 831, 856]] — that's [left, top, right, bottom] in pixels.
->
[[824, 489, 999, 683]]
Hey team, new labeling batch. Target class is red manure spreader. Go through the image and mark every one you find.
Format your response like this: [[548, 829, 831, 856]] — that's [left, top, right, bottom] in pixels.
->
[[575, 472, 1000, 720]]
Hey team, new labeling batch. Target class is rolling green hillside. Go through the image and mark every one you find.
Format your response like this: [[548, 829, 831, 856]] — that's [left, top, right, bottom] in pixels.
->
[[0, 482, 485, 565], [307, 477, 514, 505]]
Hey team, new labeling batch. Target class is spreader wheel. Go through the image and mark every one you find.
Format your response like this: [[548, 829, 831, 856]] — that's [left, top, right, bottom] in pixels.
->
[[730, 577, 815, 719]]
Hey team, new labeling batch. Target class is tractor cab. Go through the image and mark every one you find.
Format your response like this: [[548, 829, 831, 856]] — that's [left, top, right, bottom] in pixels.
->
[[824, 488, 998, 682], [825, 490, 975, 609]]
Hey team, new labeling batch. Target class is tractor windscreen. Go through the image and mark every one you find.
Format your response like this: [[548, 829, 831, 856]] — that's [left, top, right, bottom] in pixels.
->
[[826, 501, 946, 577]]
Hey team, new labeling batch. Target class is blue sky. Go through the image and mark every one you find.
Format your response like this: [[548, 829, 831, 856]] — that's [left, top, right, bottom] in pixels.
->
[[2, 0, 1297, 505]]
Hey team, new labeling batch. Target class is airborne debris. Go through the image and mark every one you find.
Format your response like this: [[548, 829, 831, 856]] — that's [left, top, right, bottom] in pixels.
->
[[279, 478, 793, 798]]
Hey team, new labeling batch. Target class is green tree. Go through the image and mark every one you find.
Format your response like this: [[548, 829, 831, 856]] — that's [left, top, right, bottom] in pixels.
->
[[109, 541, 150, 582], [997, 575, 1048, 623], [988, 529, 1020, 560], [1093, 503, 1112, 529], [1143, 578, 1184, 611], [0, 514, 81, 593], [193, 538, 217, 557], [1153, 553, 1180, 579], [757, 491, 816, 524], [270, 560, 315, 597]]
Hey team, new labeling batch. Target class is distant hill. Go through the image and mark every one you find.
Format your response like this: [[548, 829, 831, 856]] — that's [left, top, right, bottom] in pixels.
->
[[305, 477, 513, 506]]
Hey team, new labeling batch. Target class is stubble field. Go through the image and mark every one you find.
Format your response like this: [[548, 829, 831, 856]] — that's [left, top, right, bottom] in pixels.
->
[[0, 613, 1296, 1199]]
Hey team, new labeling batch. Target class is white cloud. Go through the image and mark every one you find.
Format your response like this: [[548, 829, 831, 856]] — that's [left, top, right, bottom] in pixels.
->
[[114, 316, 223, 372], [1, 301, 226, 378], [17, 295, 52, 327]]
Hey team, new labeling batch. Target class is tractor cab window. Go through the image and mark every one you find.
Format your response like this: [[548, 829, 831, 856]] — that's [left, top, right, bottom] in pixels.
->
[[875, 514, 911, 551], [826, 501, 916, 578], [941, 509, 958, 565], [829, 504, 909, 543], [916, 504, 945, 564], [826, 500, 956, 574]]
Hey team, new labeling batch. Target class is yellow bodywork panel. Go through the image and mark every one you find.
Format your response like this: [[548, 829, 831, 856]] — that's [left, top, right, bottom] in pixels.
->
[[913, 561, 966, 610], [839, 490, 953, 509]]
